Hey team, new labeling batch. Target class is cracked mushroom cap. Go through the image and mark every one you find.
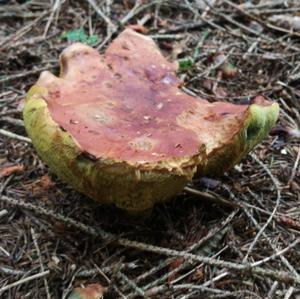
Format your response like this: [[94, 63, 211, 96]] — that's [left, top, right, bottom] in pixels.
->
[[23, 29, 279, 213]]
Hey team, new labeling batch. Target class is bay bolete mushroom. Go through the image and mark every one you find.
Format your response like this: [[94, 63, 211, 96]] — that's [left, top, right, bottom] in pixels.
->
[[23, 29, 279, 213]]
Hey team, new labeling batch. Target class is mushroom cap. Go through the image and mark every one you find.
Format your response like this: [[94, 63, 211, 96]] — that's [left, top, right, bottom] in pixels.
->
[[23, 29, 279, 213]]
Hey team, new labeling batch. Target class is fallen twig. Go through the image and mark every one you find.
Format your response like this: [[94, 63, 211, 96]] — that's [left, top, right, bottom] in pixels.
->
[[31, 228, 51, 299], [0, 209, 8, 218], [0, 266, 25, 276], [243, 153, 282, 262], [184, 186, 239, 208], [124, 211, 236, 295], [0, 116, 24, 127], [1, 195, 300, 285], [0, 129, 31, 143], [85, 0, 116, 31], [0, 67, 52, 84], [0, 270, 50, 293], [117, 271, 149, 299], [224, 185, 300, 278], [252, 238, 300, 267]]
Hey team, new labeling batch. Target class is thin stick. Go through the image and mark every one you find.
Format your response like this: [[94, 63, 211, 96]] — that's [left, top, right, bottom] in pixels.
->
[[224, 185, 299, 277], [251, 238, 300, 267], [0, 12, 47, 51], [0, 266, 25, 276], [0, 209, 8, 218], [1, 195, 300, 285], [119, 240, 300, 284], [43, 0, 61, 37], [288, 148, 300, 186], [146, 284, 234, 297], [0, 109, 20, 116], [266, 281, 279, 299], [113, 285, 127, 299], [182, 289, 261, 299], [97, 1, 158, 50], [140, 246, 228, 295], [168, 247, 229, 286], [243, 153, 281, 262], [184, 186, 239, 208], [31, 228, 51, 299], [117, 272, 149, 299], [85, 0, 116, 31], [224, 0, 300, 39], [0, 67, 51, 84], [0, 270, 50, 293], [0, 246, 10, 257], [284, 287, 294, 299], [0, 129, 31, 143], [127, 211, 236, 291], [137, 223, 232, 293], [119, 1, 157, 26], [149, 34, 184, 40], [0, 116, 24, 127]]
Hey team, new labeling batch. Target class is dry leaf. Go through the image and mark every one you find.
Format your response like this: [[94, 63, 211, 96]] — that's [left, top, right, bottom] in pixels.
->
[[0, 164, 24, 178], [213, 53, 238, 78], [37, 174, 54, 189], [68, 284, 107, 299], [278, 216, 300, 231], [126, 24, 149, 34]]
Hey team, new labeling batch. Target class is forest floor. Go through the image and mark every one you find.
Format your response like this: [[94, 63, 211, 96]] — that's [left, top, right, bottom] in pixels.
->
[[0, 1, 300, 298]]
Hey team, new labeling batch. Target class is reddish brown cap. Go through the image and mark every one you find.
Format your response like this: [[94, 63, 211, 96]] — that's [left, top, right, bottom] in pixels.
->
[[35, 29, 268, 163]]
